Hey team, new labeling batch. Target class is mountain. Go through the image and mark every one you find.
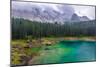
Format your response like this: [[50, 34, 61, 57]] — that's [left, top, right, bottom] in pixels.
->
[[79, 16, 90, 21], [12, 4, 75, 23], [71, 13, 80, 22], [12, 3, 90, 23], [71, 13, 90, 22]]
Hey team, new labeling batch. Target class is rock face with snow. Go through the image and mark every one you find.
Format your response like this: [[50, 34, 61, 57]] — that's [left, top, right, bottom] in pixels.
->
[[79, 16, 89, 21], [71, 13, 80, 22], [71, 13, 89, 22], [12, 1, 90, 23]]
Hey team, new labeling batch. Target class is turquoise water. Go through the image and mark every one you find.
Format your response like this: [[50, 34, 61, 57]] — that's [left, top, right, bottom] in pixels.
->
[[32, 40, 96, 64]]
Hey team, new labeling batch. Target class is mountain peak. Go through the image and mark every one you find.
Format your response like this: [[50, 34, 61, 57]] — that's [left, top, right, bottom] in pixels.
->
[[79, 16, 89, 21], [71, 13, 80, 21], [71, 13, 90, 22]]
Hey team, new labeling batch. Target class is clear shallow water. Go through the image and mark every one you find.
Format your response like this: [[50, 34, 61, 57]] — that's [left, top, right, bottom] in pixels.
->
[[32, 40, 96, 64]]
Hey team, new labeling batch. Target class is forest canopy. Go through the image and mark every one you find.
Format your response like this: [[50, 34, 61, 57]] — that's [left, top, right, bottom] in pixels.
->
[[11, 18, 96, 39]]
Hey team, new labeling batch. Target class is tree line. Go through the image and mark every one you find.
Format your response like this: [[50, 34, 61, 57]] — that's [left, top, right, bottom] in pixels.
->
[[11, 18, 96, 39]]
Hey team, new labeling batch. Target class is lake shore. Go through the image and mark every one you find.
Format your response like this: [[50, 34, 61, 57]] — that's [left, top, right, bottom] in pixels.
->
[[11, 36, 96, 65], [11, 36, 96, 47], [41, 36, 96, 42]]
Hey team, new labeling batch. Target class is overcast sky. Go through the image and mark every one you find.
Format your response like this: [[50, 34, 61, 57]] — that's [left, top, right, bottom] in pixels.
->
[[12, 1, 95, 20], [72, 5, 95, 19]]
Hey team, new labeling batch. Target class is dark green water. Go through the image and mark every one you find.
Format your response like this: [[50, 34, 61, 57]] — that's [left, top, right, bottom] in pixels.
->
[[32, 40, 96, 64]]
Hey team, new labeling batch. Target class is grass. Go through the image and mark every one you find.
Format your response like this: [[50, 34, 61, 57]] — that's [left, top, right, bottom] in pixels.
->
[[11, 40, 27, 47]]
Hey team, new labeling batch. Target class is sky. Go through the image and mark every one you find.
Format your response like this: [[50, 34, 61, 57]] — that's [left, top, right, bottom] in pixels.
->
[[12, 1, 95, 20], [72, 5, 95, 19]]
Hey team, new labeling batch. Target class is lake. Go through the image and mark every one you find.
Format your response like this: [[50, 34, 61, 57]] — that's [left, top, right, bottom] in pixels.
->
[[31, 40, 96, 64]]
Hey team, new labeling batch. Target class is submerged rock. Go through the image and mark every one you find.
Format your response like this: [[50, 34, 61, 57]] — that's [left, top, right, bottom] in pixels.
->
[[44, 47, 50, 50], [42, 40, 53, 46]]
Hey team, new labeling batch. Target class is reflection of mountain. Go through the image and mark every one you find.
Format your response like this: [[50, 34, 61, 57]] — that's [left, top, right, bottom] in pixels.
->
[[12, 3, 91, 23]]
